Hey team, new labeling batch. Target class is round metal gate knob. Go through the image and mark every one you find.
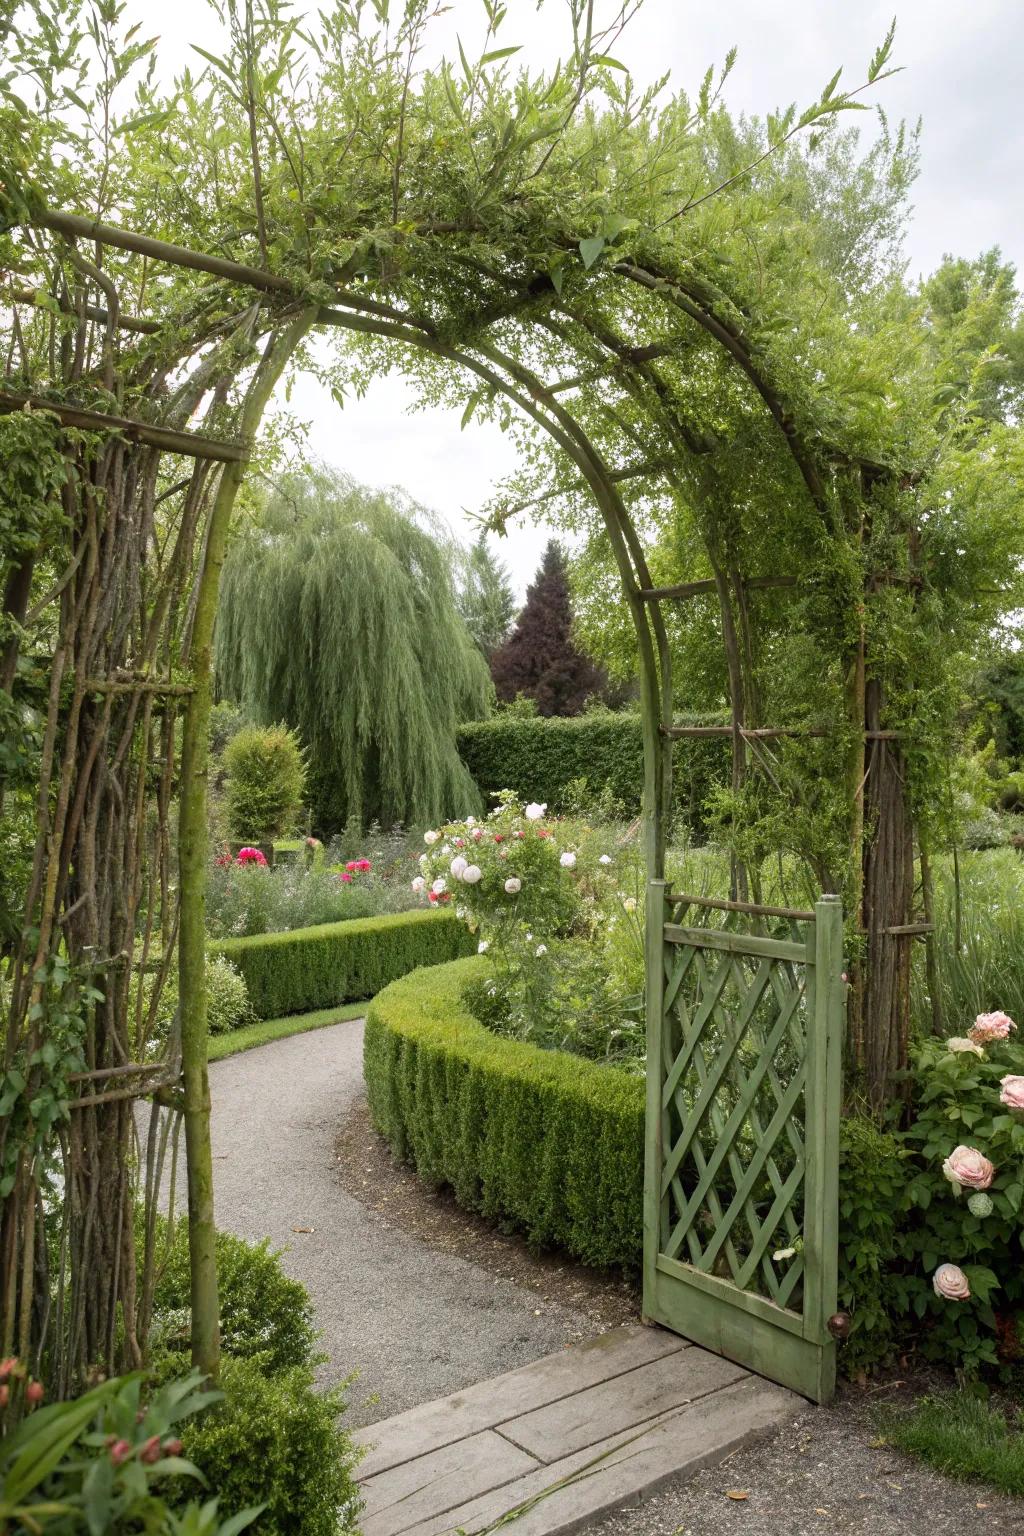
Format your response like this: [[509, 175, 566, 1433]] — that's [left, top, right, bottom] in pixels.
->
[[827, 1312, 851, 1340]]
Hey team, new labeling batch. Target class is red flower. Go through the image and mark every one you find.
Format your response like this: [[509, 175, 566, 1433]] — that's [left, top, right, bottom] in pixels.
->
[[339, 872, 353, 883], [25, 1380, 43, 1406], [356, 858, 371, 871], [493, 834, 503, 843], [428, 890, 439, 903], [215, 853, 233, 867], [237, 847, 268, 866], [109, 1439, 132, 1466], [537, 828, 549, 838], [139, 1435, 162, 1465], [345, 860, 358, 871]]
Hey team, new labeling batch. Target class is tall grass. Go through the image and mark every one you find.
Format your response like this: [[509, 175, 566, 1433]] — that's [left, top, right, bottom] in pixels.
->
[[879, 1392, 1024, 1496], [914, 849, 1024, 1036]]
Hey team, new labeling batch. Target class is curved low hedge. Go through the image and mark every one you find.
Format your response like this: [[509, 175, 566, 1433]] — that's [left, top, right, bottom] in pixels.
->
[[364, 955, 645, 1271], [212, 908, 474, 1018]]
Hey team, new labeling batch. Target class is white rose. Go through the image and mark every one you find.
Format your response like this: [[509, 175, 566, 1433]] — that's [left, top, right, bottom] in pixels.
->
[[431, 877, 447, 895], [504, 877, 522, 894], [450, 855, 468, 880], [424, 830, 440, 845], [535, 943, 548, 957], [524, 802, 546, 821], [599, 854, 612, 865], [477, 940, 489, 953], [946, 1036, 985, 1058], [559, 851, 577, 869], [462, 864, 482, 884], [466, 816, 476, 826], [411, 876, 425, 893], [455, 905, 467, 919], [418, 852, 428, 867]]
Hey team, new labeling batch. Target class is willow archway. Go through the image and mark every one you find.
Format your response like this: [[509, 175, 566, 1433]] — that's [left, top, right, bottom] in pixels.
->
[[2, 0, 971, 1398]]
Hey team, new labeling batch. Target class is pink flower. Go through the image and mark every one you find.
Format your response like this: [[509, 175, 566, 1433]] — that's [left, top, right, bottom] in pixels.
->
[[305, 836, 321, 848], [109, 1438, 132, 1466], [25, 1380, 43, 1405], [933, 1263, 971, 1301], [428, 890, 438, 903], [472, 828, 484, 841], [237, 847, 267, 866], [942, 1145, 995, 1191], [1000, 1075, 1024, 1110], [969, 1011, 1016, 1045], [345, 860, 358, 871], [215, 852, 233, 868], [338, 871, 353, 883], [493, 834, 504, 843]]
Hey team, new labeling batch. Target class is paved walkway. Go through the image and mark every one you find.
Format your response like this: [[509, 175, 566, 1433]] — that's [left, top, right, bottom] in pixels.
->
[[200, 1020, 599, 1425], [355, 1324, 795, 1536]]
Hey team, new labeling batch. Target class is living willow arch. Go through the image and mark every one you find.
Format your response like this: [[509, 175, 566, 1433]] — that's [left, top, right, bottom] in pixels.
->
[[3, 0, 984, 1399]]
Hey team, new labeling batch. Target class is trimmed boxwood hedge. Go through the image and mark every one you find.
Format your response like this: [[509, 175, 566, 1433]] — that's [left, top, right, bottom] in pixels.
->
[[456, 712, 729, 835], [211, 908, 474, 1019], [364, 955, 645, 1271]]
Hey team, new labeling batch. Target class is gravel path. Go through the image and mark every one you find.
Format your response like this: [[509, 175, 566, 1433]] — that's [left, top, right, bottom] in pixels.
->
[[202, 1019, 594, 1427]]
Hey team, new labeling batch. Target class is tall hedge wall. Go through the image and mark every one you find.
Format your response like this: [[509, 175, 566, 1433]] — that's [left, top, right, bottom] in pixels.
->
[[212, 909, 474, 1019], [455, 713, 729, 833], [364, 955, 645, 1271]]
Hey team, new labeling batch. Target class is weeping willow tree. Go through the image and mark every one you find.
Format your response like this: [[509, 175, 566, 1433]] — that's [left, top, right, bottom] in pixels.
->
[[215, 468, 492, 830]]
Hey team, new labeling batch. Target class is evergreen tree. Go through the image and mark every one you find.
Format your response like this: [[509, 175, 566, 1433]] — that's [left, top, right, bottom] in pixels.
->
[[490, 541, 604, 716], [215, 467, 491, 832], [457, 534, 517, 658]]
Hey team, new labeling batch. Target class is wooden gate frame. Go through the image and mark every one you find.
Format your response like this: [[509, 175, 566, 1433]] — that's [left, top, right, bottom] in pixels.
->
[[642, 884, 845, 1403]]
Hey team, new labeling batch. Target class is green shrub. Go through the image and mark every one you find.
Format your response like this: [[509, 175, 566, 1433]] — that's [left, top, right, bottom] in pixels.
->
[[224, 724, 307, 844], [150, 1219, 317, 1374], [456, 713, 728, 835], [837, 1115, 907, 1371], [176, 1357, 360, 1536], [364, 956, 645, 1270], [205, 854, 419, 940], [212, 908, 474, 1018], [141, 953, 254, 1040]]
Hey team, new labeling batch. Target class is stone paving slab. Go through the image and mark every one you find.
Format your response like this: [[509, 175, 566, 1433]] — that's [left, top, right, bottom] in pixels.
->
[[356, 1326, 797, 1536]]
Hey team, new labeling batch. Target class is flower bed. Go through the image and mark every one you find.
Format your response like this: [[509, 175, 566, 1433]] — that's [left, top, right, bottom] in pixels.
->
[[211, 908, 474, 1019], [364, 955, 646, 1271]]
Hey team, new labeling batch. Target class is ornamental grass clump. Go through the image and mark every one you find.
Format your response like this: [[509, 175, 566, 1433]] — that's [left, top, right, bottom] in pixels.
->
[[414, 793, 645, 1063]]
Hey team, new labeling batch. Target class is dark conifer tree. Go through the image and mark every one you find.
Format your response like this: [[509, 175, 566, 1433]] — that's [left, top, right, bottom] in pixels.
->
[[490, 540, 603, 715]]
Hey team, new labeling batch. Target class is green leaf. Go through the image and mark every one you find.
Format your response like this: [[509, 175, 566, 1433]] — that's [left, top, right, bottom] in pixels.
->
[[591, 54, 628, 71], [579, 236, 605, 271], [481, 46, 521, 64]]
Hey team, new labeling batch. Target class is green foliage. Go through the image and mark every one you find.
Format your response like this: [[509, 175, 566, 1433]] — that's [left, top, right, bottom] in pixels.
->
[[174, 1358, 359, 1536], [0, 1368, 262, 1536], [142, 955, 254, 1041], [223, 725, 306, 845], [150, 1219, 317, 1376], [912, 851, 1024, 1038], [216, 467, 490, 833], [456, 533, 516, 658], [878, 1392, 1024, 1497], [211, 908, 475, 1018], [364, 956, 645, 1271], [837, 1115, 907, 1371], [456, 713, 728, 835]]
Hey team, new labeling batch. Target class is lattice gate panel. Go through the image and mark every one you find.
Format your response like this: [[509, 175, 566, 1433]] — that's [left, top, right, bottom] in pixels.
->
[[643, 888, 844, 1403]]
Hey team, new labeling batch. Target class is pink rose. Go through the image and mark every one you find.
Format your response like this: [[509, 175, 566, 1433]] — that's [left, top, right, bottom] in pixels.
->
[[942, 1144, 995, 1191], [1000, 1075, 1024, 1110], [236, 846, 268, 866], [932, 1263, 971, 1301], [969, 1011, 1016, 1045], [356, 859, 371, 871], [338, 871, 353, 883]]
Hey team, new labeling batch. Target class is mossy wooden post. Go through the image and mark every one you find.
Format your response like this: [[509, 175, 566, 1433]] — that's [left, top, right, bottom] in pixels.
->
[[178, 308, 315, 1378]]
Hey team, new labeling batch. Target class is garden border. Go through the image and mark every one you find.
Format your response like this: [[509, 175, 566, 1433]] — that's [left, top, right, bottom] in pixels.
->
[[363, 955, 645, 1272], [212, 908, 474, 1018]]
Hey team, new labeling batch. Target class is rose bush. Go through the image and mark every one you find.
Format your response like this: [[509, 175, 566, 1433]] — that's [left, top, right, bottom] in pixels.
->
[[413, 794, 645, 1062]]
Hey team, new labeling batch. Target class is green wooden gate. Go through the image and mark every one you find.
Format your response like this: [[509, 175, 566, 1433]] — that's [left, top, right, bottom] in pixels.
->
[[643, 885, 845, 1402]]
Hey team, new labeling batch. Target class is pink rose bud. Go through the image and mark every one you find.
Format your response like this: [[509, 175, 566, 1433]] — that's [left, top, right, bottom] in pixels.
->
[[0, 1385, 8, 1408], [933, 1263, 971, 1301], [25, 1380, 43, 1405], [139, 1435, 162, 1464], [163, 1438, 184, 1457], [0, 1358, 17, 1382], [1000, 1075, 1024, 1111], [110, 1439, 132, 1466], [942, 1144, 995, 1191]]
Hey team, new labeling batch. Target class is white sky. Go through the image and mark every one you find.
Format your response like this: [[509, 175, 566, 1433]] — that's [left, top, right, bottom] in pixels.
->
[[148, 0, 1024, 594]]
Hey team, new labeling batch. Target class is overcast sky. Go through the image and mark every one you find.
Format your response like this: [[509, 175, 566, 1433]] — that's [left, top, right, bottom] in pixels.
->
[[153, 0, 1023, 595]]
